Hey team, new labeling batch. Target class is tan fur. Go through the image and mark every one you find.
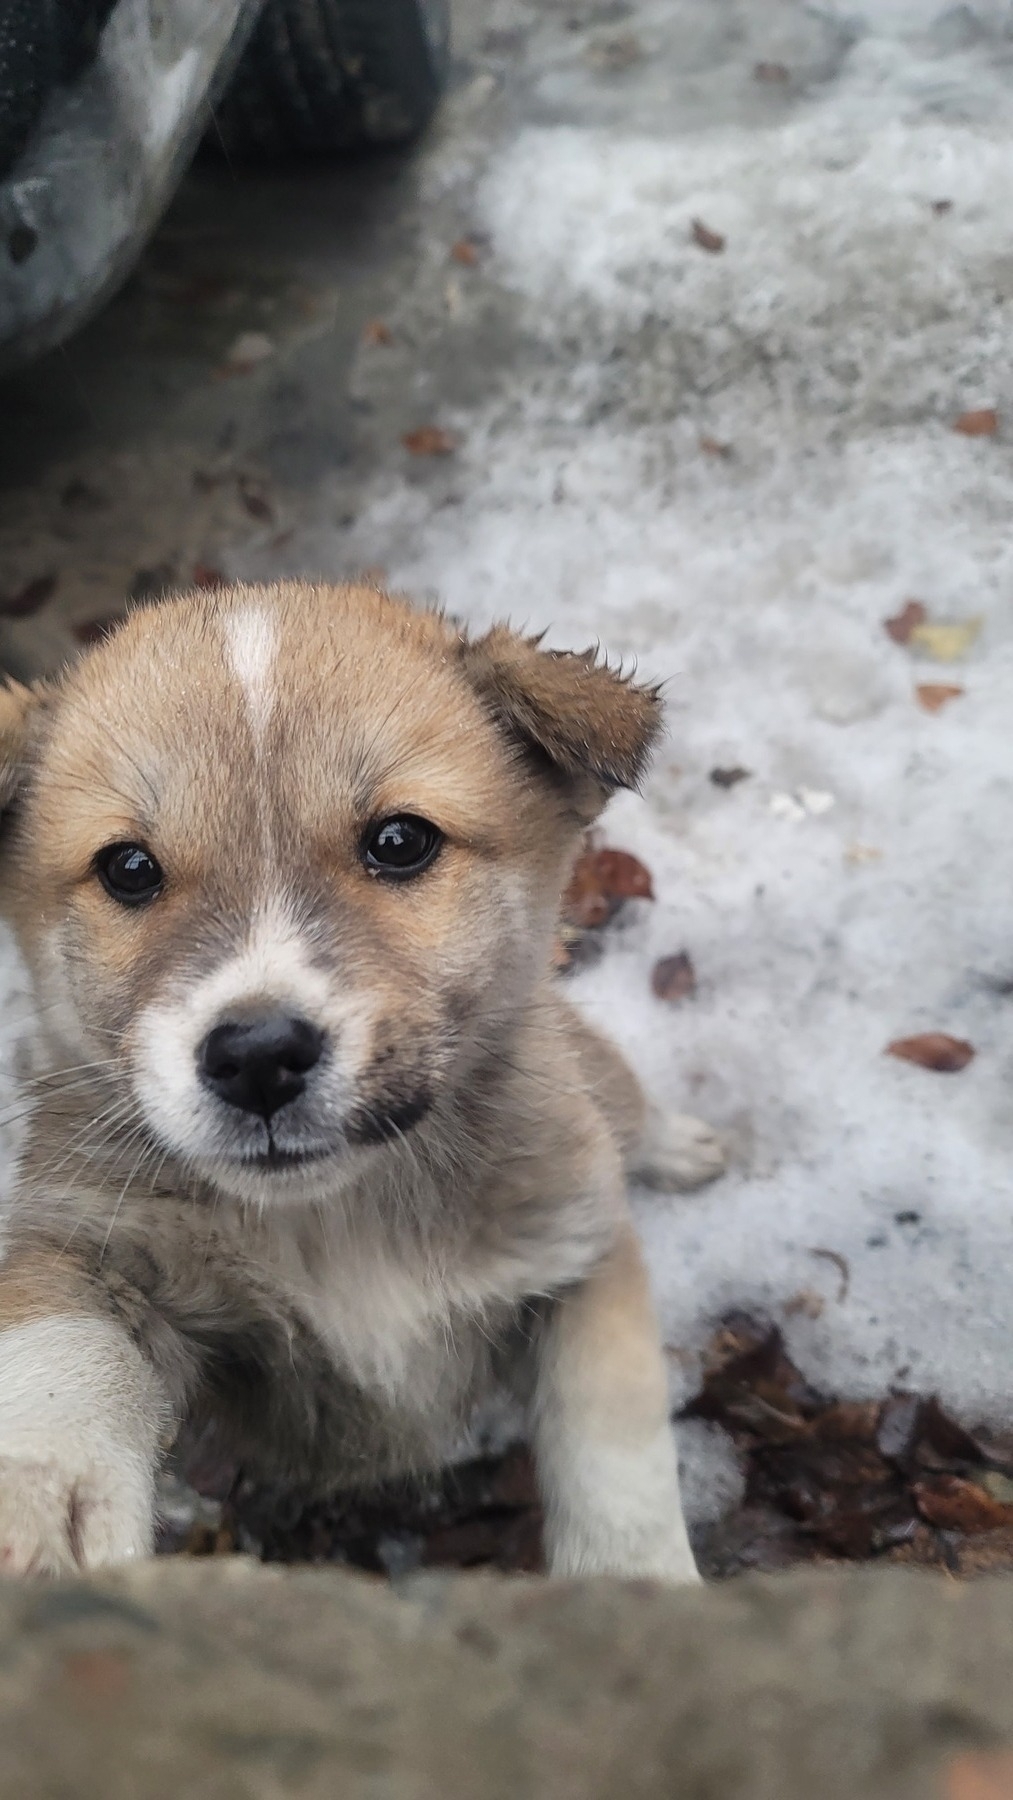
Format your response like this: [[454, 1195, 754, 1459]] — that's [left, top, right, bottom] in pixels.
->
[[0, 582, 722, 1579], [0, 1246, 95, 1328]]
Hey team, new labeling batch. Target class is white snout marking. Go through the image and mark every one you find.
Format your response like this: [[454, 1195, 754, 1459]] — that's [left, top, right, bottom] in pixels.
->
[[130, 895, 376, 1165]]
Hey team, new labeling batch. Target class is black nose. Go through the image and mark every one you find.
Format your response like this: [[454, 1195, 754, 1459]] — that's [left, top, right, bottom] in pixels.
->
[[198, 1013, 325, 1121]]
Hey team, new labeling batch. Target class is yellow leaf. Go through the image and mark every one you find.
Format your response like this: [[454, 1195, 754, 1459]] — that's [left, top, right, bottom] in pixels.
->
[[908, 617, 982, 662]]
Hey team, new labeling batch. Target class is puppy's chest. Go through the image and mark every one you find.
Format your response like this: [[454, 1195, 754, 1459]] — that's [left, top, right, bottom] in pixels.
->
[[273, 1231, 514, 1420]]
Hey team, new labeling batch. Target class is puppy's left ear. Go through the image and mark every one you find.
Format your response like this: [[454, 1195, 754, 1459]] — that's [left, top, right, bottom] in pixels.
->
[[0, 681, 47, 809], [459, 626, 663, 822]]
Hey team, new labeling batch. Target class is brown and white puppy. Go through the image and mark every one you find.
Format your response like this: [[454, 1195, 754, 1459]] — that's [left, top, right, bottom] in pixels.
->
[[0, 581, 724, 1580]]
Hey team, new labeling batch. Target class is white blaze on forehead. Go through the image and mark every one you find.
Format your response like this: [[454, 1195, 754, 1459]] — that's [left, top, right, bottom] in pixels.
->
[[224, 605, 278, 737]]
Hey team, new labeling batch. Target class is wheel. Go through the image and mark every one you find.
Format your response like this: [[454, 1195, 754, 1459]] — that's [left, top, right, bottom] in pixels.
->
[[212, 0, 451, 159], [0, 0, 117, 179]]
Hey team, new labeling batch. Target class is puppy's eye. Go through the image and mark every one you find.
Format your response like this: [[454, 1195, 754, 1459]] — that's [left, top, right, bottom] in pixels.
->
[[95, 842, 164, 906], [362, 815, 442, 880]]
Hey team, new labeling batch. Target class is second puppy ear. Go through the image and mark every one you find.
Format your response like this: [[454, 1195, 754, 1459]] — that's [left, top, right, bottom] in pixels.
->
[[459, 626, 663, 822]]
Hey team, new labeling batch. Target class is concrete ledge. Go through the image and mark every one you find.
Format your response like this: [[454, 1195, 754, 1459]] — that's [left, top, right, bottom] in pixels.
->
[[2, 1560, 1012, 1796]]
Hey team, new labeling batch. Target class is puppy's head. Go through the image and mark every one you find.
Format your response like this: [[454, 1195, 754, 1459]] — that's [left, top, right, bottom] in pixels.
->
[[0, 584, 660, 1205]]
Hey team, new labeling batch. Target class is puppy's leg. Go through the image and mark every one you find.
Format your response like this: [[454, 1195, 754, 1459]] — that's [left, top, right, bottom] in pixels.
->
[[0, 1246, 170, 1576], [567, 1003, 725, 1193], [532, 1223, 699, 1582]]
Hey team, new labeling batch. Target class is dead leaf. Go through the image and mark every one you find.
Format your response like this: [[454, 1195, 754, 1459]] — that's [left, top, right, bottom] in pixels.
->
[[876, 1393, 923, 1464], [192, 564, 225, 592], [362, 318, 394, 347], [945, 1751, 1013, 1800], [982, 1471, 1013, 1506], [887, 1033, 975, 1073], [62, 1649, 131, 1705], [916, 682, 964, 712], [810, 1248, 850, 1302], [914, 1474, 1013, 1533], [0, 572, 57, 618], [783, 1289, 825, 1320], [60, 478, 106, 511], [699, 435, 733, 458], [237, 477, 274, 522], [562, 847, 654, 930], [691, 218, 726, 254], [954, 407, 999, 437], [909, 617, 981, 662], [450, 238, 481, 266], [651, 952, 697, 1003], [884, 598, 927, 644], [402, 427, 459, 456], [754, 60, 790, 82], [710, 765, 751, 787], [586, 31, 644, 70], [220, 330, 274, 376], [844, 844, 882, 866]]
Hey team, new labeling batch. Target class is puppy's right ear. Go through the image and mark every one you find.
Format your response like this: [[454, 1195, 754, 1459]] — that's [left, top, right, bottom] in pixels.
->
[[0, 681, 46, 808]]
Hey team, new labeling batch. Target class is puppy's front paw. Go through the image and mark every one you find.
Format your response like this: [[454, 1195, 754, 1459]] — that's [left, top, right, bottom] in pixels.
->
[[0, 1456, 153, 1577], [633, 1109, 726, 1193]]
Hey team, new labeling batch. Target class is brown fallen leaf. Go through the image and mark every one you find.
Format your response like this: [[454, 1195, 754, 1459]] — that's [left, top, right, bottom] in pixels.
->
[[651, 952, 697, 1003], [586, 31, 644, 71], [887, 1033, 975, 1073], [884, 598, 927, 644], [954, 407, 999, 437], [754, 61, 790, 82], [60, 478, 106, 511], [691, 218, 726, 254], [237, 477, 274, 523], [909, 617, 981, 662], [810, 1248, 850, 1302], [362, 317, 394, 347], [945, 1750, 1013, 1800], [699, 436, 733, 458], [709, 765, 751, 788], [0, 572, 57, 618], [562, 846, 654, 931], [450, 237, 481, 266], [876, 1393, 923, 1465], [783, 1289, 825, 1320], [914, 1474, 1013, 1533], [916, 682, 964, 713], [220, 330, 275, 376], [402, 426, 459, 456], [62, 1649, 131, 1706], [192, 563, 226, 592]]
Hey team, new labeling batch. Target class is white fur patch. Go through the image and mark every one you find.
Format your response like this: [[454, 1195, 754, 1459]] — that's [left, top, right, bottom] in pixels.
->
[[0, 1314, 167, 1574], [537, 1420, 700, 1582], [224, 606, 278, 738]]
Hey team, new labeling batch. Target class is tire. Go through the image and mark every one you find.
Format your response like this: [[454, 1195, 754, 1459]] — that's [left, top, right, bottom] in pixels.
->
[[213, 0, 450, 160], [0, 0, 116, 180]]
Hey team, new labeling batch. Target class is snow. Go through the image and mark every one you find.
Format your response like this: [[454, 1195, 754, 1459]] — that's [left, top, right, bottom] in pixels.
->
[[338, 2, 1013, 1468]]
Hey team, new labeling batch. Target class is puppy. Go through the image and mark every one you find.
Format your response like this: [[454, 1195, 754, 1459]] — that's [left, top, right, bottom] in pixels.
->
[[0, 581, 724, 1579]]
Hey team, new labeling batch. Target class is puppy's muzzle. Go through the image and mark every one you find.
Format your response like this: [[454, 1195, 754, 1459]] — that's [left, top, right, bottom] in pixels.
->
[[198, 1012, 326, 1121]]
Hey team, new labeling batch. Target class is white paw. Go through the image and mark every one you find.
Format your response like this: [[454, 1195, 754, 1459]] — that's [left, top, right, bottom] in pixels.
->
[[548, 1517, 702, 1584], [633, 1110, 727, 1193], [0, 1455, 153, 1578]]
